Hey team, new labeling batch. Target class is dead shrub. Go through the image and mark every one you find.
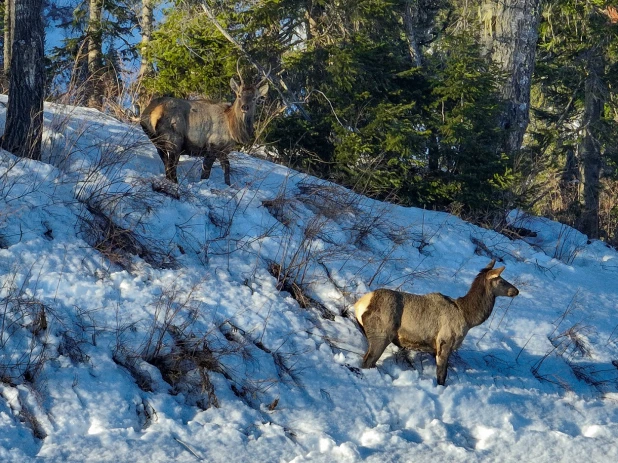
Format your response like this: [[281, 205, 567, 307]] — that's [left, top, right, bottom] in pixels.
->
[[272, 349, 305, 389], [262, 195, 297, 227], [58, 331, 91, 365], [79, 200, 176, 270], [268, 261, 335, 321], [112, 346, 155, 393], [0, 290, 51, 385], [296, 180, 362, 220], [549, 324, 593, 359], [147, 325, 223, 410]]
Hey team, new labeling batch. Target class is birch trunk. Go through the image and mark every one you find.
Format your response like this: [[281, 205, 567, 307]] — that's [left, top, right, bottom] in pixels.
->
[[86, 0, 104, 109], [481, 0, 541, 154], [3, 0, 13, 76], [138, 0, 154, 79], [402, 0, 422, 67]]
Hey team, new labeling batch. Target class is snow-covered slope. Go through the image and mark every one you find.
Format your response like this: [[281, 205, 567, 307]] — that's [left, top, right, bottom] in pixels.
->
[[1, 95, 618, 462]]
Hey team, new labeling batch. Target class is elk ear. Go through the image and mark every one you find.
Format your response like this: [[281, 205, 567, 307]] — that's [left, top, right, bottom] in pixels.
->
[[486, 267, 505, 280], [257, 83, 269, 98], [230, 78, 240, 94], [484, 259, 496, 270]]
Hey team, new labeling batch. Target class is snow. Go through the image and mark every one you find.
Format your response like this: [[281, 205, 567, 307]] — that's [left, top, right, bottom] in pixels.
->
[[1, 94, 618, 462]]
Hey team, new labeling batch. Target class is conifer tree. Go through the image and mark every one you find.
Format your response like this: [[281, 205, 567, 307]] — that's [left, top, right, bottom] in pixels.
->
[[142, 1, 522, 216], [48, 0, 138, 108], [531, 0, 618, 239]]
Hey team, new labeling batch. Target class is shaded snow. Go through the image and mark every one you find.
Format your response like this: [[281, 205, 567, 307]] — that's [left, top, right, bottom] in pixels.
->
[[1, 95, 618, 462]]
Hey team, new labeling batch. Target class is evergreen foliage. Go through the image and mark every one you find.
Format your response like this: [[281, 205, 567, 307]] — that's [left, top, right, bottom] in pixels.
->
[[19, 0, 617, 241], [139, 1, 520, 216], [46, 0, 139, 104], [530, 0, 618, 240], [143, 5, 237, 98]]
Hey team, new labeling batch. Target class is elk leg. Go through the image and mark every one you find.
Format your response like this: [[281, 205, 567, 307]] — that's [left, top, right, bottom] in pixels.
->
[[156, 132, 182, 183], [156, 148, 178, 183], [361, 335, 391, 368], [167, 151, 180, 183], [435, 338, 451, 386], [220, 153, 231, 186], [201, 152, 216, 180], [155, 147, 168, 173]]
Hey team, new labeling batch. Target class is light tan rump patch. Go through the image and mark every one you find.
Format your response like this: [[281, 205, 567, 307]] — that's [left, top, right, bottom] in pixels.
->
[[354, 292, 374, 327], [150, 105, 164, 132]]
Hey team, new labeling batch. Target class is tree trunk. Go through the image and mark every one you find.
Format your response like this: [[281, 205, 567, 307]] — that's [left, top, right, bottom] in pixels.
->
[[481, 0, 541, 155], [86, 0, 104, 109], [305, 0, 325, 43], [1, 0, 45, 160], [3, 0, 13, 76], [138, 0, 154, 79], [402, 0, 422, 67], [579, 50, 604, 239]]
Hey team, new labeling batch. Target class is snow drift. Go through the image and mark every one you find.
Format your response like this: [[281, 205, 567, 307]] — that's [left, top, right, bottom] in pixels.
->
[[1, 95, 618, 462]]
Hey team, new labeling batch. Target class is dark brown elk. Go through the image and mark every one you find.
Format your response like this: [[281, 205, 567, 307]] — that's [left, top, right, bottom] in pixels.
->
[[140, 73, 268, 185], [354, 259, 519, 386]]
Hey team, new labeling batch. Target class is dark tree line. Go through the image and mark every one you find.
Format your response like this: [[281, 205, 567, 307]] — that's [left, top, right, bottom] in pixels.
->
[[1, 1, 617, 243]]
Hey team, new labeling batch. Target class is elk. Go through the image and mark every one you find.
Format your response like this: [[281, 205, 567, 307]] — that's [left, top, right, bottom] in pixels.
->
[[354, 259, 519, 386], [140, 70, 269, 185]]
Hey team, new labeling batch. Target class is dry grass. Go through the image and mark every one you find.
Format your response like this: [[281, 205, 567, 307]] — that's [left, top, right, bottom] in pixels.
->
[[268, 261, 335, 321], [58, 331, 91, 365], [528, 299, 618, 393], [79, 200, 176, 270], [0, 282, 51, 385], [148, 325, 221, 410], [296, 180, 362, 220]]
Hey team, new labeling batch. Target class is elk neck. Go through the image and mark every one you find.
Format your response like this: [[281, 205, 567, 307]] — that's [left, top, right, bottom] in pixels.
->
[[455, 271, 496, 328], [226, 99, 254, 145]]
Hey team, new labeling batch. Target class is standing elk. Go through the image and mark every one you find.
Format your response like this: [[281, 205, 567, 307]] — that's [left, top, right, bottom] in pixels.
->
[[354, 259, 519, 385], [140, 71, 269, 185]]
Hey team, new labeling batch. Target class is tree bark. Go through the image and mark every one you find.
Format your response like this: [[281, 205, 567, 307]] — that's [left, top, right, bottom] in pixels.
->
[[138, 0, 154, 79], [481, 0, 541, 155], [86, 0, 104, 109], [3, 0, 13, 76], [1, 0, 45, 160], [305, 0, 324, 42], [579, 50, 604, 239], [402, 0, 422, 67]]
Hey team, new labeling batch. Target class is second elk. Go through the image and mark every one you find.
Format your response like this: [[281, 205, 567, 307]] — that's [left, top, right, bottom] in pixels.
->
[[140, 72, 269, 185], [354, 259, 519, 386]]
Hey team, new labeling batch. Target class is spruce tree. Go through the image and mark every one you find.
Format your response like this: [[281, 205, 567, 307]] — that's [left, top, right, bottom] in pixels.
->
[[531, 0, 618, 240]]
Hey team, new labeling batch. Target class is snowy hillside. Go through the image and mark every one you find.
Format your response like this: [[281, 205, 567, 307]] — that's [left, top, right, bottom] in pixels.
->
[[1, 95, 618, 462]]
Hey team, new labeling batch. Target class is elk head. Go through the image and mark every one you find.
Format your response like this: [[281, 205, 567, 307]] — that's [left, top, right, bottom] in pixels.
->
[[230, 62, 269, 119], [484, 259, 519, 297]]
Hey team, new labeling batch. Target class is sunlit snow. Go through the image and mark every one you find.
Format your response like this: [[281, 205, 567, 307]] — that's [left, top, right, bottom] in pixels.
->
[[1, 95, 618, 462]]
